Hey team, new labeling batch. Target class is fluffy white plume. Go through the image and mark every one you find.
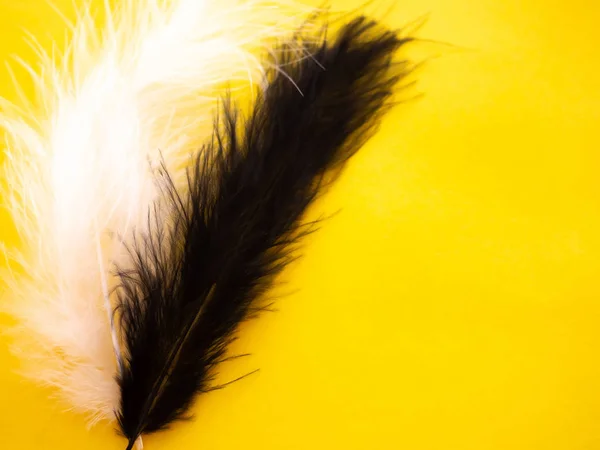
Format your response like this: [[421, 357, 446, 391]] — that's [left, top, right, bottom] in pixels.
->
[[0, 0, 306, 426]]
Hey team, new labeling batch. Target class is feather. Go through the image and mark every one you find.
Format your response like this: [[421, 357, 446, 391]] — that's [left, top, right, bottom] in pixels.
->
[[115, 15, 413, 448], [0, 0, 307, 427]]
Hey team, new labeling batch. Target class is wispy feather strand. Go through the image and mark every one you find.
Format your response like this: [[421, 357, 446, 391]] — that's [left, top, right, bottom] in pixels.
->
[[115, 16, 413, 448], [0, 0, 308, 426]]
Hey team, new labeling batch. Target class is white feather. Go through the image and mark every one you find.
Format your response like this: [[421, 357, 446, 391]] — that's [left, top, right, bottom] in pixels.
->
[[0, 0, 307, 426]]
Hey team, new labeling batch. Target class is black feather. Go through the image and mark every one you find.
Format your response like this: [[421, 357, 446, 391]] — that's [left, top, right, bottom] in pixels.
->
[[115, 16, 413, 448]]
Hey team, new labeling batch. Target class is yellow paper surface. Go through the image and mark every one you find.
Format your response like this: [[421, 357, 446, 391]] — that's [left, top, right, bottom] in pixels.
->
[[0, 0, 599, 449]]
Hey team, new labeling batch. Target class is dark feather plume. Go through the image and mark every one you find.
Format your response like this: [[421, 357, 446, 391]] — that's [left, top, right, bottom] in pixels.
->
[[115, 16, 413, 448]]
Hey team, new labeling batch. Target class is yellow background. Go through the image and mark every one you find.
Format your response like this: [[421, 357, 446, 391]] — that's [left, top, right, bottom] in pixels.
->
[[1, 0, 600, 449]]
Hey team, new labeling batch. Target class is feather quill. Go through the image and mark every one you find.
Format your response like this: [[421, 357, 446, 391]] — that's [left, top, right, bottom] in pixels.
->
[[0, 0, 307, 426], [116, 16, 413, 447]]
